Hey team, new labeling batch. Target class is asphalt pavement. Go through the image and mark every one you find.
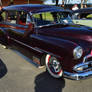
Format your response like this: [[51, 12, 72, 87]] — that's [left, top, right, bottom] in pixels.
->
[[0, 44, 92, 92]]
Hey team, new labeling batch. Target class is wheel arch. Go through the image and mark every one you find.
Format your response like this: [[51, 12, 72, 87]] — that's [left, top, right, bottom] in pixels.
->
[[40, 51, 62, 66]]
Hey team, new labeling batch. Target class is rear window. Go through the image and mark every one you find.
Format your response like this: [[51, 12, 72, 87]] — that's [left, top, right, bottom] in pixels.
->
[[7, 11, 17, 24]]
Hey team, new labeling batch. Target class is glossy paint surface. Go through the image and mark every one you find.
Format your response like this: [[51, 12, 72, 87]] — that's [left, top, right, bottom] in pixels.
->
[[3, 4, 70, 14], [0, 4, 92, 73]]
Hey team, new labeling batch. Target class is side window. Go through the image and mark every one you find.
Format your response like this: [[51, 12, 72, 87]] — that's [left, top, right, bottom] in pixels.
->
[[18, 11, 32, 26], [72, 13, 80, 19], [42, 12, 54, 22], [7, 11, 17, 24], [0, 11, 6, 22], [33, 14, 42, 26], [26, 14, 32, 24], [18, 11, 26, 26], [33, 12, 54, 26]]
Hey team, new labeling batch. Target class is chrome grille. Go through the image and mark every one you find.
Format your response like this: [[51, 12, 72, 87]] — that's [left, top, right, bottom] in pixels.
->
[[73, 61, 92, 73]]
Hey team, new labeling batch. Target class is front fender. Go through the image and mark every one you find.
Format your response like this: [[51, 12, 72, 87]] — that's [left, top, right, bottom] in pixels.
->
[[30, 34, 78, 58]]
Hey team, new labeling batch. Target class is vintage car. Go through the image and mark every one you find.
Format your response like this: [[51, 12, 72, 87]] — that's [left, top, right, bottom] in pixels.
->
[[0, 4, 92, 80], [72, 7, 92, 27]]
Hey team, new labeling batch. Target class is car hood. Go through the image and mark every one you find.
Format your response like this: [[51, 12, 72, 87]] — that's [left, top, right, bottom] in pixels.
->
[[38, 24, 92, 44]]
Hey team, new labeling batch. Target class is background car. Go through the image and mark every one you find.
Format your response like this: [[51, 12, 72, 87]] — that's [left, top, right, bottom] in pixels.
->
[[72, 7, 92, 27]]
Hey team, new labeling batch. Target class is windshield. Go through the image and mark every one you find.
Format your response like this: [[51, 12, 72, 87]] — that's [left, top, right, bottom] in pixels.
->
[[33, 12, 73, 26]]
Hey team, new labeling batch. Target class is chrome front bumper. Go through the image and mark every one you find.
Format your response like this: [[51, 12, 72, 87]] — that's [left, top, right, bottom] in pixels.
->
[[64, 70, 92, 80], [63, 54, 92, 80]]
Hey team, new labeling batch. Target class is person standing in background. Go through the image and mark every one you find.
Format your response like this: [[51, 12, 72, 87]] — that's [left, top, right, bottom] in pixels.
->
[[72, 4, 79, 11]]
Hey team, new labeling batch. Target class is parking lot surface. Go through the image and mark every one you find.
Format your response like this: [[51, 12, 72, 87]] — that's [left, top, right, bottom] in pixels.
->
[[0, 45, 92, 92]]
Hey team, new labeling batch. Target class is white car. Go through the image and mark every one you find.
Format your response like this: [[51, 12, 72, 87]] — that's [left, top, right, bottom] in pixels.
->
[[72, 8, 92, 27]]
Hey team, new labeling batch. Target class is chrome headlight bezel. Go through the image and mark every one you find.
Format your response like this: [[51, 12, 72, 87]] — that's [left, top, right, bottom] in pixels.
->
[[73, 46, 83, 59]]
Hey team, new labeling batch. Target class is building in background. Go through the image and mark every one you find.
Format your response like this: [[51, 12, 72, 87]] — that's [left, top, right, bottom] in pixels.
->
[[1, 0, 43, 6]]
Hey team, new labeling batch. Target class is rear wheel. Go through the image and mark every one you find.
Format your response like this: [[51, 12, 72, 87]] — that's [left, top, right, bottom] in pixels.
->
[[45, 54, 63, 78]]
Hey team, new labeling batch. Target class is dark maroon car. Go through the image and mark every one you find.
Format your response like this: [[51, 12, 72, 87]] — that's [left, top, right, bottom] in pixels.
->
[[0, 4, 92, 80]]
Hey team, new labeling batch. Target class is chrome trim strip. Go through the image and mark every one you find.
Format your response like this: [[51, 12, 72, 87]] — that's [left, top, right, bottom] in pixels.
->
[[64, 71, 92, 80], [64, 53, 92, 80], [10, 38, 43, 53], [73, 61, 92, 72], [10, 38, 61, 58]]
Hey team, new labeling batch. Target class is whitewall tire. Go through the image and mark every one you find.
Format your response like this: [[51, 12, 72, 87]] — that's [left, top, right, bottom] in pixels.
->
[[45, 54, 63, 78]]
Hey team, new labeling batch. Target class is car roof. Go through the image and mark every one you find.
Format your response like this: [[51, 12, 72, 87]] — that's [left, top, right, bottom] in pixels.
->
[[73, 7, 92, 13], [3, 4, 71, 14]]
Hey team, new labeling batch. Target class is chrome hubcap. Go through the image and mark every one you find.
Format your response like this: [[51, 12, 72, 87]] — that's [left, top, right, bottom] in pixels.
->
[[46, 54, 63, 78], [52, 60, 61, 73]]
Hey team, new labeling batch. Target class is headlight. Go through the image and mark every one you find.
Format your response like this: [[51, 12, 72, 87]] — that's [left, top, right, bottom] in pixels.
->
[[73, 46, 83, 59]]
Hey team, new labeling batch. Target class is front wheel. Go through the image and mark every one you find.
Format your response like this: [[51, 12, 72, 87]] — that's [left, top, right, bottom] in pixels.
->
[[45, 54, 63, 78]]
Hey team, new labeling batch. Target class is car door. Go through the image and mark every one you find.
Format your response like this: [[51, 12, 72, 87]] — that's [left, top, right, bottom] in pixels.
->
[[72, 12, 92, 27], [6, 10, 34, 47]]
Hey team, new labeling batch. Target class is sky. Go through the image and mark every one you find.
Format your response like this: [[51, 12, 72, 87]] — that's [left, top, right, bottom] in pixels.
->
[[44, 0, 92, 4]]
